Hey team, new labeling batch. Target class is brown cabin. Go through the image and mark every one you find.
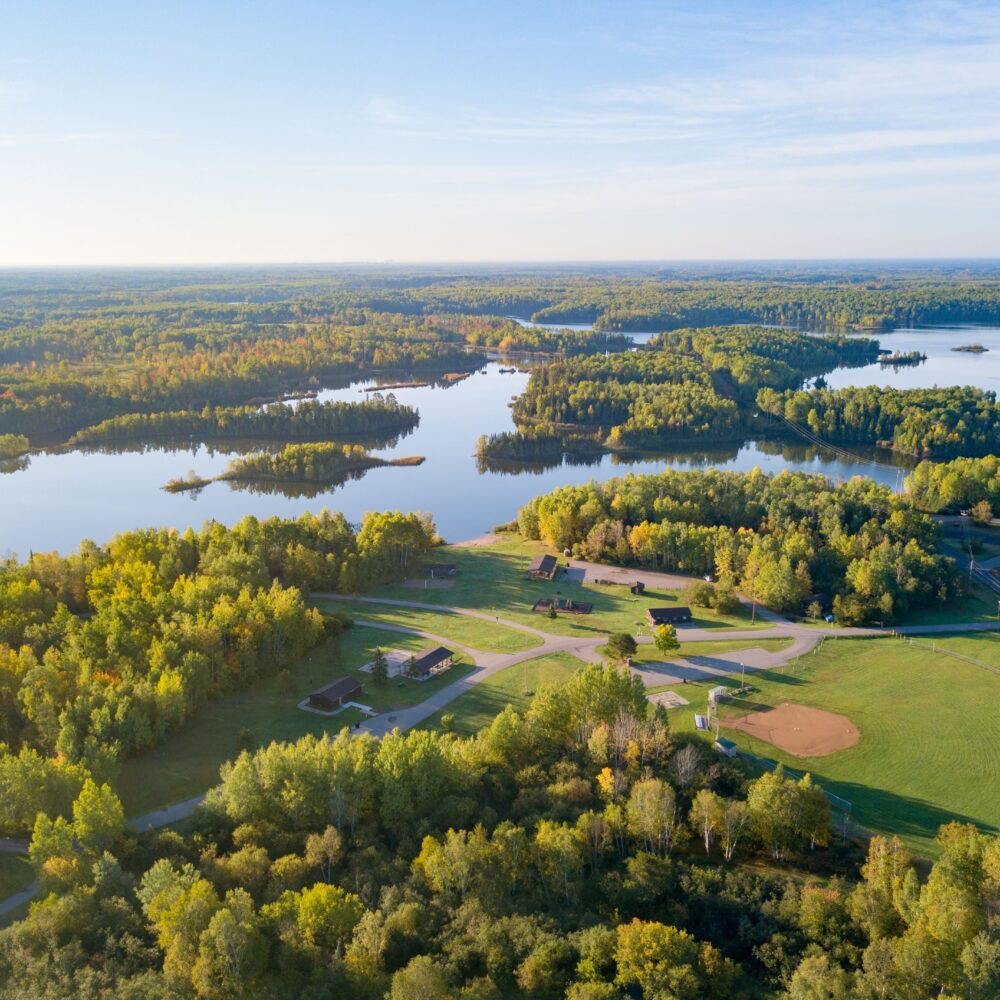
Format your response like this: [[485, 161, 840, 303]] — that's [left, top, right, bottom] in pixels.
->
[[527, 554, 559, 580], [647, 606, 693, 627], [308, 676, 363, 711]]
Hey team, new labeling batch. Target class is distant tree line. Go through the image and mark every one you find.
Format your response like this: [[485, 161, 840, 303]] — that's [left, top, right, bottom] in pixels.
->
[[68, 396, 418, 448]]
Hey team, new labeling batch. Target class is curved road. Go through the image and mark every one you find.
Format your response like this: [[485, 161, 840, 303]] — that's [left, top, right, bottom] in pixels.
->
[[3, 571, 997, 919]]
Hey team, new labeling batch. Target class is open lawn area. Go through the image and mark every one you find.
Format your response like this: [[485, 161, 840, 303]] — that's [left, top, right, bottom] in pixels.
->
[[360, 536, 771, 636], [420, 653, 583, 735], [116, 624, 474, 815], [313, 597, 542, 652], [0, 854, 33, 900], [667, 632, 1000, 856]]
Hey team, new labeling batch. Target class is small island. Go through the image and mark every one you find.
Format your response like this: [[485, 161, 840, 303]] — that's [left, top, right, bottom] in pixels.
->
[[163, 442, 425, 494], [952, 343, 989, 353], [877, 350, 927, 366], [163, 471, 214, 493]]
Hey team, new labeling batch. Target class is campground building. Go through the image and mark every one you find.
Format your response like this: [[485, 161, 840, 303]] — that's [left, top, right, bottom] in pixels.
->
[[308, 676, 363, 712], [647, 606, 693, 627], [527, 554, 559, 580], [410, 646, 455, 680]]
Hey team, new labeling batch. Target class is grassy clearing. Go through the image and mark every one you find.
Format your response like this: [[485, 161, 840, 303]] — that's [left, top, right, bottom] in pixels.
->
[[0, 854, 33, 899], [421, 653, 584, 735], [313, 598, 542, 652], [116, 625, 474, 815], [367, 536, 771, 636], [666, 633, 1000, 856]]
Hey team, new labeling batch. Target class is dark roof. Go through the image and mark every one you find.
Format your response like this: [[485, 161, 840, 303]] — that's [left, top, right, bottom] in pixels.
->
[[529, 554, 558, 573], [648, 606, 692, 624], [412, 646, 454, 673], [310, 676, 363, 702], [715, 737, 737, 751]]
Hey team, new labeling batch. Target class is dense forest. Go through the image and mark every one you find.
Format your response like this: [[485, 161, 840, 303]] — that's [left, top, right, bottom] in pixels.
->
[[0, 509, 437, 835], [517, 468, 956, 625], [68, 396, 418, 449], [758, 385, 1000, 459], [506, 327, 879, 453], [905, 455, 1000, 514], [3, 663, 1000, 998], [217, 442, 423, 494]]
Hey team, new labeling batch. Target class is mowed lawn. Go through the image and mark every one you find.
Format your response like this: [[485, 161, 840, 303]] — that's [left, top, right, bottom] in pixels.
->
[[365, 536, 770, 636], [116, 624, 475, 816], [669, 633, 1000, 855], [313, 598, 542, 652], [421, 653, 584, 735]]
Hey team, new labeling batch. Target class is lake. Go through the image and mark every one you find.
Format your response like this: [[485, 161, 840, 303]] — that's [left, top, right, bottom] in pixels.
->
[[2, 324, 996, 556]]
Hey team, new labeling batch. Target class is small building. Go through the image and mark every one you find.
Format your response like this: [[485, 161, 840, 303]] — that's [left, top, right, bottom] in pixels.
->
[[714, 737, 738, 758], [411, 646, 455, 679], [630, 581, 645, 595], [694, 714, 709, 731], [308, 676, 363, 712], [528, 554, 559, 580], [647, 606, 692, 627], [425, 563, 457, 579], [707, 685, 729, 708]]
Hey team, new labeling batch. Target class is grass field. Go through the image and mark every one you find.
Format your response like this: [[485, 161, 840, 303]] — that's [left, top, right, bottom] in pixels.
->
[[421, 652, 584, 735], [313, 598, 543, 652], [117, 624, 475, 815], [366, 536, 771, 636], [667, 633, 1000, 855], [0, 854, 33, 900]]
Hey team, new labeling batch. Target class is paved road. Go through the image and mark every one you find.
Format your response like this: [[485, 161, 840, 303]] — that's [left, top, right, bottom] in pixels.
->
[[4, 584, 997, 919], [0, 795, 210, 920]]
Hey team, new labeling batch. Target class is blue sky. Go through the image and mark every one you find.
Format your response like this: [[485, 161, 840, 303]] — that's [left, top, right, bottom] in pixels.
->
[[1, 0, 998, 263]]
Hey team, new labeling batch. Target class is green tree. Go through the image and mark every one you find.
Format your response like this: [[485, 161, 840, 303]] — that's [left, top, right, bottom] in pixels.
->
[[688, 789, 723, 855], [625, 778, 679, 856], [371, 647, 389, 686], [653, 623, 680, 655], [72, 778, 125, 856], [605, 632, 637, 662], [191, 889, 268, 999]]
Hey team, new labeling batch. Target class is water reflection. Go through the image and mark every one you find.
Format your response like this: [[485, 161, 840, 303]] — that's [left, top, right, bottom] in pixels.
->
[[2, 328, 997, 555]]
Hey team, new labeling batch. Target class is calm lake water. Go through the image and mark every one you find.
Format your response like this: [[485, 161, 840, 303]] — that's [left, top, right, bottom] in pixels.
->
[[2, 324, 996, 556]]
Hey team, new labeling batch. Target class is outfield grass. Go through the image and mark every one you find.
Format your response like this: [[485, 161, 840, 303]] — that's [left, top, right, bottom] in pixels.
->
[[421, 653, 584, 735], [313, 598, 542, 652], [667, 633, 1000, 855], [366, 536, 771, 636], [0, 854, 33, 899], [116, 624, 474, 815]]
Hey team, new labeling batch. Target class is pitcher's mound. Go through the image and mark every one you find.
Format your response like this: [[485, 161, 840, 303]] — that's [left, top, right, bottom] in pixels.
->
[[727, 703, 859, 757]]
